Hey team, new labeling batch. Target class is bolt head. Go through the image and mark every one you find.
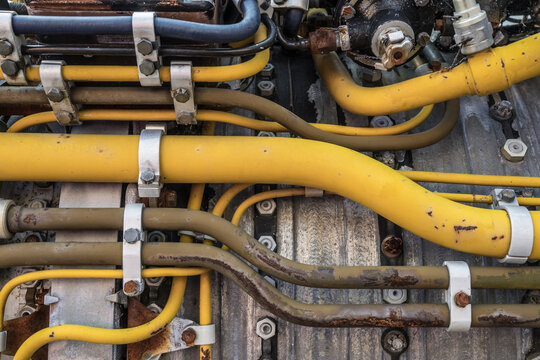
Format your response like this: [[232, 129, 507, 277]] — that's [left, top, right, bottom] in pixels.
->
[[260, 63, 274, 77], [383, 288, 407, 304], [501, 139, 527, 162], [489, 100, 514, 121], [56, 111, 74, 125], [259, 0, 270, 10], [258, 235, 277, 251], [141, 170, 156, 183], [124, 228, 141, 243], [181, 328, 197, 345], [172, 88, 191, 103], [1, 60, 19, 76], [46, 88, 64, 103], [256, 198, 276, 216], [177, 112, 196, 124], [123, 280, 143, 296], [382, 329, 408, 355], [139, 60, 156, 76], [256, 318, 276, 340], [416, 32, 431, 47], [371, 115, 393, 128], [500, 189, 516, 203], [136, 39, 154, 56], [257, 80, 275, 97], [454, 291, 470, 308], [0, 39, 13, 56]]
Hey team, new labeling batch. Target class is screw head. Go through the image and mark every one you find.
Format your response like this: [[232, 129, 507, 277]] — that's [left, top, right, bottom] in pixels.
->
[[172, 88, 191, 103], [123, 279, 143, 295], [178, 112, 196, 124], [46, 88, 64, 103], [256, 318, 276, 340], [124, 228, 141, 243], [371, 115, 393, 128], [141, 170, 156, 183], [136, 39, 154, 56], [382, 329, 409, 356], [139, 60, 156, 76], [260, 63, 274, 77], [454, 291, 470, 308], [489, 100, 514, 121], [1, 60, 19, 76], [0, 39, 13, 56], [181, 328, 197, 345], [500, 189, 516, 203], [56, 111, 74, 125]]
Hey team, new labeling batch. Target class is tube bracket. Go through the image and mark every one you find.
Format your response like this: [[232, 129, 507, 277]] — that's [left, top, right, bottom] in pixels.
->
[[132, 12, 162, 87], [443, 261, 471, 332], [185, 324, 216, 345], [138, 124, 165, 198], [39, 60, 81, 126], [122, 203, 146, 297], [170, 61, 197, 125], [0, 198, 14, 239], [0, 11, 28, 85], [491, 188, 534, 264]]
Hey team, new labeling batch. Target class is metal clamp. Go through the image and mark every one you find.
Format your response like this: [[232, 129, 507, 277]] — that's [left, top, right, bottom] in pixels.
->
[[132, 12, 161, 87], [443, 261, 471, 332], [271, 0, 308, 11], [138, 124, 165, 198], [0, 330, 6, 352], [123, 203, 146, 296], [170, 61, 197, 125], [0, 11, 27, 85], [491, 189, 534, 264], [0, 198, 14, 239], [185, 324, 216, 345], [39, 60, 81, 126]]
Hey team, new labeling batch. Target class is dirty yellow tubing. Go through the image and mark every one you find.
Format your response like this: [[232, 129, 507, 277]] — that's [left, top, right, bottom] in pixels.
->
[[400, 170, 540, 188], [1, 133, 540, 259], [313, 34, 540, 116], [437, 192, 540, 206], [8, 106, 433, 136], [0, 25, 268, 84]]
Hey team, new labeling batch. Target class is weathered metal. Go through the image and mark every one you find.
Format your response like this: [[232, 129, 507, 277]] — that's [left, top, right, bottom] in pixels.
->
[[3, 305, 49, 360]]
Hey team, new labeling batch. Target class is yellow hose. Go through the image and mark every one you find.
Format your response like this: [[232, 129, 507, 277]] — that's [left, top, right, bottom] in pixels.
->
[[438, 192, 540, 206], [313, 34, 540, 115], [1, 133, 540, 259], [8, 106, 433, 136], [0, 25, 269, 83], [400, 170, 540, 188]]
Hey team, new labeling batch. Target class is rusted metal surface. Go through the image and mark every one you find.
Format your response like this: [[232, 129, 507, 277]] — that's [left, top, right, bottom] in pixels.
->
[[381, 235, 403, 258], [454, 291, 470, 308], [308, 28, 337, 54], [181, 328, 197, 346], [123, 280, 138, 295], [3, 305, 49, 360]]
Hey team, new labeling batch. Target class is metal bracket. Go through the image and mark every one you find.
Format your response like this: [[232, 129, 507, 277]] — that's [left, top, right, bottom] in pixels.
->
[[39, 60, 81, 126], [123, 203, 146, 296], [132, 12, 161, 87], [0, 330, 6, 352], [271, 0, 308, 11], [443, 261, 471, 332], [138, 124, 165, 198], [0, 11, 27, 85], [0, 198, 14, 239], [170, 61, 197, 125], [491, 188, 534, 264], [185, 324, 216, 345]]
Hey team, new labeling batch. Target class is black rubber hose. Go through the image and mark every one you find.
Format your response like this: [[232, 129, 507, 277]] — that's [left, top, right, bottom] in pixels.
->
[[276, 26, 310, 51], [282, 9, 304, 38]]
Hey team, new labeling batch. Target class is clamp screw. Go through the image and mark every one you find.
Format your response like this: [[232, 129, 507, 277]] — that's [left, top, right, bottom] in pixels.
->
[[172, 88, 191, 103], [1, 60, 19, 76], [123, 280, 143, 295], [136, 39, 154, 56], [500, 189, 516, 203], [46, 88, 65, 103], [181, 328, 197, 345], [141, 170, 156, 183], [454, 291, 470, 308], [139, 60, 156, 76], [56, 111, 74, 125], [0, 39, 13, 56], [124, 228, 141, 243]]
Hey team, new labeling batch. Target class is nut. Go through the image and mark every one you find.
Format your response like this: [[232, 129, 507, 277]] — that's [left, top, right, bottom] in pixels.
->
[[136, 39, 154, 56], [139, 60, 156, 76], [141, 170, 156, 183], [256, 318, 276, 340], [383, 288, 407, 304], [489, 100, 514, 121], [178, 112, 196, 124], [0, 39, 13, 56], [172, 88, 191, 103], [454, 291, 470, 308], [18, 305, 36, 317], [256, 199, 276, 216], [371, 115, 393, 128], [46, 88, 64, 103], [56, 111, 74, 125], [182, 328, 197, 346], [257, 131, 275, 137], [148, 230, 166, 243], [21, 268, 41, 288], [258, 235, 277, 251], [257, 80, 275, 97], [500, 189, 516, 203], [1, 59, 19, 76], [416, 32, 431, 47], [501, 139, 527, 162], [260, 63, 274, 77], [124, 228, 141, 243]]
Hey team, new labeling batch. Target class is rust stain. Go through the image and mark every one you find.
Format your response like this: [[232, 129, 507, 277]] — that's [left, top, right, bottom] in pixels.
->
[[381, 236, 403, 258], [201, 348, 211, 360], [453, 225, 478, 233], [23, 214, 37, 225], [181, 328, 197, 346], [477, 313, 540, 325], [123, 280, 138, 294], [454, 291, 470, 308], [3, 305, 50, 360]]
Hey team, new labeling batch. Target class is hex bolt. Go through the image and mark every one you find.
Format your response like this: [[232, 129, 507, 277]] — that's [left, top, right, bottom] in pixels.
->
[[1, 59, 19, 76], [124, 228, 140, 243], [383, 288, 407, 304], [256, 199, 276, 216], [454, 291, 470, 308], [489, 100, 514, 121], [259, 0, 270, 10], [256, 318, 276, 340], [257, 80, 275, 97], [258, 235, 277, 252], [123, 280, 142, 295], [0, 39, 13, 56], [56, 111, 74, 125], [182, 328, 197, 345], [260, 63, 274, 77], [501, 139, 527, 162], [178, 112, 195, 124], [172, 88, 191, 103], [141, 170, 156, 183], [371, 115, 393, 128], [136, 39, 154, 56], [381, 235, 403, 258], [428, 61, 442, 72], [500, 189, 516, 203], [257, 131, 275, 137], [139, 60, 156, 76], [46, 88, 64, 103], [382, 329, 408, 356]]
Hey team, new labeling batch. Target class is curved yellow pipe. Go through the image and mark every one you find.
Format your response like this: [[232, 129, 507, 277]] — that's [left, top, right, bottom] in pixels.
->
[[0, 133, 538, 259], [314, 34, 540, 116], [400, 170, 540, 188], [0, 25, 268, 83], [437, 192, 540, 206]]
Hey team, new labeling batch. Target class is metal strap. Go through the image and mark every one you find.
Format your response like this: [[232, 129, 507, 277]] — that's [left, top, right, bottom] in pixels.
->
[[0, 11, 27, 85], [491, 189, 534, 264], [122, 203, 145, 296], [443, 261, 471, 332], [170, 61, 197, 124], [0, 198, 14, 239], [132, 12, 161, 87], [138, 125, 165, 198], [39, 60, 80, 126], [186, 324, 216, 345]]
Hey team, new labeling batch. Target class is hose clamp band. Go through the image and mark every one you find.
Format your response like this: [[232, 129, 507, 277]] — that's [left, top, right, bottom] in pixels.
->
[[39, 60, 81, 126], [0, 11, 28, 85], [491, 189, 534, 264], [170, 61, 197, 125], [122, 203, 145, 297], [185, 324, 216, 345], [443, 261, 471, 332], [138, 124, 166, 198], [132, 12, 162, 87], [0, 198, 14, 239]]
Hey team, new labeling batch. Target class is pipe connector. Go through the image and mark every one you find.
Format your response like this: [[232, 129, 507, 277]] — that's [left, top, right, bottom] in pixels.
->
[[0, 198, 14, 239], [452, 0, 493, 55]]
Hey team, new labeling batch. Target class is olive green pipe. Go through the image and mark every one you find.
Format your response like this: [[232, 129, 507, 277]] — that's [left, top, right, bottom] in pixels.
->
[[6, 207, 540, 290]]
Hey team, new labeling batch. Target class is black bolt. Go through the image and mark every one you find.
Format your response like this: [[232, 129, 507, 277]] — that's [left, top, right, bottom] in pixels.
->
[[0, 39, 14, 56], [56, 111, 74, 125], [46, 88, 64, 103], [141, 170, 156, 183], [172, 88, 190, 103], [139, 60, 156, 76], [1, 60, 19, 76], [136, 39, 154, 56], [124, 228, 140, 243]]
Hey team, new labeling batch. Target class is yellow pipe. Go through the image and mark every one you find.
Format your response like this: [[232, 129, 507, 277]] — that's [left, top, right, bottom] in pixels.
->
[[314, 34, 540, 116], [0, 25, 268, 83], [400, 170, 540, 188], [1, 133, 540, 259], [438, 192, 540, 206], [212, 184, 254, 218], [8, 106, 433, 136]]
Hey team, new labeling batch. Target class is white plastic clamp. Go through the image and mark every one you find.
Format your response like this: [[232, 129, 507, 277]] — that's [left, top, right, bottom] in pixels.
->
[[138, 124, 165, 198], [39, 60, 80, 126], [0, 198, 14, 239], [132, 12, 161, 87], [170, 61, 197, 125], [185, 324, 216, 345], [123, 203, 146, 296], [443, 261, 471, 332], [491, 189, 534, 264], [0, 11, 27, 85]]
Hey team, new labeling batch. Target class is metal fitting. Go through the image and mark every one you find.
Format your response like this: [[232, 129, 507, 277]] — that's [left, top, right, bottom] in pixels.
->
[[256, 318, 276, 340], [139, 60, 156, 76], [260, 63, 274, 77], [124, 228, 141, 244], [0, 198, 15, 239], [21, 268, 41, 288], [371, 115, 393, 128], [182, 327, 197, 345], [147, 303, 163, 314], [454, 291, 470, 308], [381, 235, 403, 258], [45, 88, 64, 103], [17, 305, 36, 317], [382, 329, 408, 356], [258, 235, 277, 252], [1, 59, 18, 76], [489, 100, 514, 121], [383, 289, 407, 304], [257, 131, 275, 137], [0, 38, 13, 56], [29, 199, 47, 209], [340, 4, 355, 20], [141, 170, 156, 183], [172, 88, 191, 103], [501, 139, 527, 162], [56, 111, 74, 126], [136, 39, 154, 56], [257, 80, 275, 97], [500, 189, 516, 203], [371, 22, 414, 70], [452, 0, 494, 55], [256, 199, 277, 216]]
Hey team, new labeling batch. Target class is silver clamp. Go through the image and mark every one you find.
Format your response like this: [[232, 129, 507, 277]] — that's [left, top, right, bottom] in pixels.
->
[[443, 261, 471, 332], [123, 203, 146, 296], [0, 330, 5, 352], [39, 60, 81, 126], [0, 11, 27, 85], [491, 189, 534, 264], [0, 198, 14, 239], [185, 324, 216, 345], [138, 123, 165, 198], [271, 0, 308, 11], [132, 12, 161, 87], [170, 61, 197, 125]]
